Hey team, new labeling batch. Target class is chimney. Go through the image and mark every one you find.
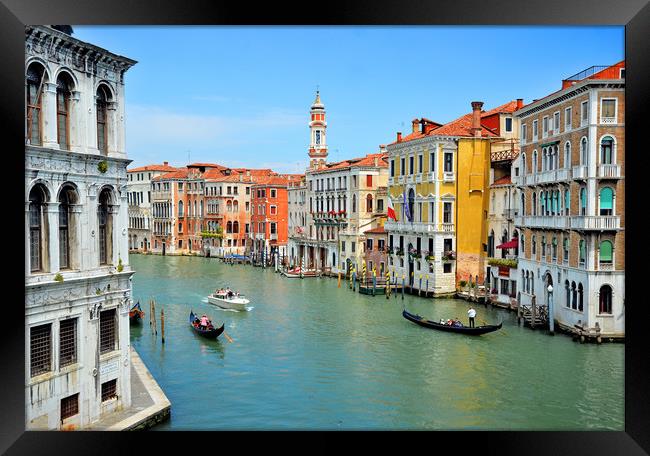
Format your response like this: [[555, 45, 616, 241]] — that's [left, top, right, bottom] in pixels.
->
[[412, 119, 420, 133], [420, 119, 426, 134], [374, 157, 378, 167], [516, 98, 523, 110], [396, 132, 402, 142], [163, 161, 168, 166], [471, 101, 484, 137]]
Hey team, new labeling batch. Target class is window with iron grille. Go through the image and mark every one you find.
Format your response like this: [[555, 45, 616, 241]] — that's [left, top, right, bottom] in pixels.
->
[[101, 379, 118, 402], [59, 318, 77, 368], [100, 309, 117, 354], [61, 393, 79, 420], [30, 324, 51, 377]]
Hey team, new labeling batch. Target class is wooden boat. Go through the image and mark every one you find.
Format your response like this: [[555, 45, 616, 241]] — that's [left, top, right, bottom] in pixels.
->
[[281, 267, 318, 278], [207, 290, 250, 311], [402, 309, 502, 335], [189, 311, 225, 339], [129, 301, 145, 324]]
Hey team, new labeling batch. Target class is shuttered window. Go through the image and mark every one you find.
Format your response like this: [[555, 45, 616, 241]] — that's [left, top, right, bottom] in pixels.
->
[[600, 187, 613, 215], [600, 240, 613, 263]]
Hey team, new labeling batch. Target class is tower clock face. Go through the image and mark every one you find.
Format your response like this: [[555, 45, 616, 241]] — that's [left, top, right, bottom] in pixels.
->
[[315, 130, 321, 145]]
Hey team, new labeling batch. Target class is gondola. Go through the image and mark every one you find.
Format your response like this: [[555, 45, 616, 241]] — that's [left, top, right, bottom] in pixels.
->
[[189, 310, 225, 339], [402, 309, 502, 335], [129, 301, 145, 324]]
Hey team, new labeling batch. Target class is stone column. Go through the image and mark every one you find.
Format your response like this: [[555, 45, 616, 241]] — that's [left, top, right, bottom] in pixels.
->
[[109, 204, 122, 267], [42, 82, 59, 149], [69, 90, 83, 154], [46, 202, 60, 273], [587, 89, 598, 217], [69, 203, 83, 270]]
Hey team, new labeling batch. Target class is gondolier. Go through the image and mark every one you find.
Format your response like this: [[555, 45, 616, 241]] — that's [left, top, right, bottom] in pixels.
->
[[468, 306, 477, 328]]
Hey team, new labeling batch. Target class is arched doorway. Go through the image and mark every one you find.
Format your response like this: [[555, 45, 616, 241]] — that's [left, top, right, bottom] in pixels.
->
[[544, 271, 553, 306], [162, 241, 166, 256]]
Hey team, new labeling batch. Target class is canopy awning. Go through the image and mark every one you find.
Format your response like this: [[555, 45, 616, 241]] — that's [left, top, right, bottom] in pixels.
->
[[496, 238, 519, 249]]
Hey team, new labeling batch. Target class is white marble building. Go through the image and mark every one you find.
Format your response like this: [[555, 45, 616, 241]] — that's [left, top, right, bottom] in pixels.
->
[[25, 25, 137, 429]]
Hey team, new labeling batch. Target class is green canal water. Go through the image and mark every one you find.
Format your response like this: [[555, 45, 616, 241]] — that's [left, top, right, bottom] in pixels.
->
[[128, 254, 624, 430]]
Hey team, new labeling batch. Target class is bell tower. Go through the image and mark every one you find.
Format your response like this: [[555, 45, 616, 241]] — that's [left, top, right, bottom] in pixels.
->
[[308, 90, 328, 169]]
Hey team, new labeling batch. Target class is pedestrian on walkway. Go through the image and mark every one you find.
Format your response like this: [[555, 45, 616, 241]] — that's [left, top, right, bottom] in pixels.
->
[[468, 306, 476, 328]]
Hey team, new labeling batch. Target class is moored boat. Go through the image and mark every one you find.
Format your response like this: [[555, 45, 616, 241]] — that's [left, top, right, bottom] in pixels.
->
[[402, 309, 502, 335], [207, 289, 250, 311], [281, 267, 318, 278], [129, 301, 145, 324], [189, 310, 225, 339]]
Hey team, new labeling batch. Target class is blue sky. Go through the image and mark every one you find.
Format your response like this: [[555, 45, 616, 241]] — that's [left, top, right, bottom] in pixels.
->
[[73, 26, 624, 173]]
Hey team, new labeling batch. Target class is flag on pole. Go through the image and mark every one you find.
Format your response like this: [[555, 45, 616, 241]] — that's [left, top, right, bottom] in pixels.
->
[[387, 197, 397, 221]]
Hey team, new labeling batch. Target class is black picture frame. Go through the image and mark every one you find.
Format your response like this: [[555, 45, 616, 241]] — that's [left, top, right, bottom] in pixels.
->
[[2, 0, 648, 453]]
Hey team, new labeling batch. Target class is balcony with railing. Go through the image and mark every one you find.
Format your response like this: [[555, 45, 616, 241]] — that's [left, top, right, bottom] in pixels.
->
[[556, 168, 570, 181], [441, 223, 455, 233], [388, 177, 394, 185], [427, 171, 436, 182], [406, 175, 414, 184], [570, 216, 620, 230], [598, 262, 614, 271], [270, 233, 278, 240], [536, 170, 557, 184], [415, 174, 422, 183], [443, 172, 455, 182], [398, 176, 405, 184], [515, 215, 569, 229], [572, 165, 588, 180], [600, 116, 617, 125], [597, 164, 622, 178], [524, 174, 536, 186]]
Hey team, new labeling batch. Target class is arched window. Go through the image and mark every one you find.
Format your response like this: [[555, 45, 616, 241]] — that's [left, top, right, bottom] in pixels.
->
[[29, 184, 48, 272], [520, 192, 525, 216], [56, 73, 73, 150], [580, 187, 587, 215], [563, 237, 569, 262], [98, 188, 113, 265], [26, 64, 45, 145], [551, 237, 557, 261], [565, 280, 570, 307], [233, 200, 239, 212], [542, 148, 547, 171], [541, 236, 546, 257], [96, 85, 110, 155], [525, 271, 529, 293], [579, 239, 586, 266], [578, 283, 584, 311], [501, 229, 508, 259], [58, 185, 77, 269], [571, 281, 577, 309], [178, 201, 184, 217], [532, 235, 536, 256], [227, 201, 232, 212], [599, 285, 612, 314], [564, 142, 571, 168], [366, 194, 373, 213], [408, 188, 415, 222], [532, 150, 538, 173], [194, 200, 198, 217], [521, 153, 527, 175], [532, 192, 537, 216], [564, 189, 570, 215], [226, 221, 232, 233], [599, 187, 614, 216], [233, 221, 239, 234], [600, 136, 614, 164], [520, 233, 525, 256], [580, 137, 588, 165], [600, 240, 613, 264], [352, 194, 357, 213]]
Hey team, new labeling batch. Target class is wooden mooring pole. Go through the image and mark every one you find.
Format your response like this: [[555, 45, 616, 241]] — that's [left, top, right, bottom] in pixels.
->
[[161, 308, 165, 344]]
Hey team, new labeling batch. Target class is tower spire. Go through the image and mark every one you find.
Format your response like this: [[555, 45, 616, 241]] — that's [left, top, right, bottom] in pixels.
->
[[308, 89, 327, 170]]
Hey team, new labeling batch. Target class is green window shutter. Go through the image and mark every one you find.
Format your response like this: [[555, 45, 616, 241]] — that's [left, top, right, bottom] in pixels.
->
[[600, 240, 613, 262], [600, 187, 613, 210], [565, 190, 570, 209], [580, 188, 586, 208]]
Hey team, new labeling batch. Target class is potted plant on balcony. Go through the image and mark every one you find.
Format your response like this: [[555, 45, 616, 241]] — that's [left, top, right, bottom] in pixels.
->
[[395, 247, 404, 256], [442, 250, 456, 261]]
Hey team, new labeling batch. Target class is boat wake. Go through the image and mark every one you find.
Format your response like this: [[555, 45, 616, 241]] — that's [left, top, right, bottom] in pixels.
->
[[200, 297, 208, 303]]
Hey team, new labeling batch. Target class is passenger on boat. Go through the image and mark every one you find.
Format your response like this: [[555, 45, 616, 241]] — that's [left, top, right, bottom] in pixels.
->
[[453, 319, 463, 327], [446, 319, 453, 326]]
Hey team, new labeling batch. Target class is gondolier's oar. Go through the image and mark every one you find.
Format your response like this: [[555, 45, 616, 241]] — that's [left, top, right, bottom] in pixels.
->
[[222, 329, 234, 343]]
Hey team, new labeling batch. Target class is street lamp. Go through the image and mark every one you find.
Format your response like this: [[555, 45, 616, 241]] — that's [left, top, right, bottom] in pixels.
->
[[547, 284, 555, 335]]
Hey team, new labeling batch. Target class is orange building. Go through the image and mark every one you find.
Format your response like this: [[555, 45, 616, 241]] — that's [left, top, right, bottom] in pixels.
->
[[249, 174, 303, 265]]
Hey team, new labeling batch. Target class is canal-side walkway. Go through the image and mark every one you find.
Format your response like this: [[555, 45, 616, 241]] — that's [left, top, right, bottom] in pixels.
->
[[85, 348, 171, 430]]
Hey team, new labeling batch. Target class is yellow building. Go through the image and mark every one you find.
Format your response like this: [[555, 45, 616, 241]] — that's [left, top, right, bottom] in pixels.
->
[[385, 100, 521, 294]]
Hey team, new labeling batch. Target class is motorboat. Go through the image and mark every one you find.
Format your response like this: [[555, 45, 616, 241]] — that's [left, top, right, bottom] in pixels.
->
[[207, 289, 250, 311]]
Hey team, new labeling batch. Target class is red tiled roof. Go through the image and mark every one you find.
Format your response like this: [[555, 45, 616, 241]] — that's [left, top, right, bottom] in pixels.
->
[[152, 169, 190, 181], [389, 102, 517, 146], [128, 163, 178, 173], [492, 175, 512, 186], [364, 226, 386, 234], [311, 152, 388, 174], [187, 162, 227, 169]]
